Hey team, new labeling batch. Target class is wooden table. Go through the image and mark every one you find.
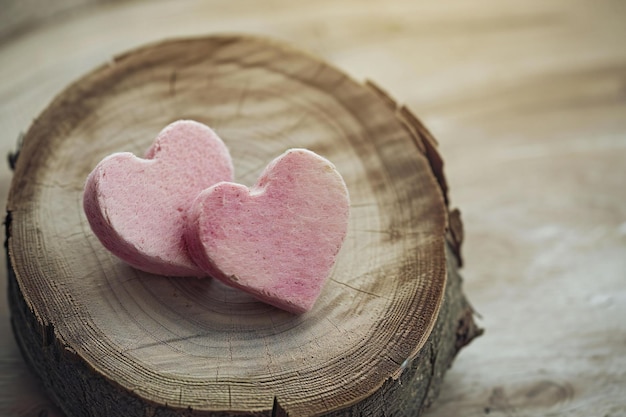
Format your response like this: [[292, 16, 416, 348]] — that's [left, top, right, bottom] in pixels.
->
[[1, 1, 624, 416]]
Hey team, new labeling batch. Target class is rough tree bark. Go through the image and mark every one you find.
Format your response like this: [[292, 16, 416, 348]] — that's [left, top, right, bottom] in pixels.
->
[[6, 35, 481, 416]]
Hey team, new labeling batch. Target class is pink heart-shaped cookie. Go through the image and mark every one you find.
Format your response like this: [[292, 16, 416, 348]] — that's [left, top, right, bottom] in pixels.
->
[[184, 148, 350, 313], [83, 120, 234, 276]]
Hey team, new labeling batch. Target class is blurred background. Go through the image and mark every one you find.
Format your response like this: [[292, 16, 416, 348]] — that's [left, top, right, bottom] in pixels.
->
[[1, 0, 625, 416]]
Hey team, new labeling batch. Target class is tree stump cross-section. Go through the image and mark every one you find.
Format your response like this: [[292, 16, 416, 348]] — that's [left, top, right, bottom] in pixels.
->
[[6, 35, 481, 416]]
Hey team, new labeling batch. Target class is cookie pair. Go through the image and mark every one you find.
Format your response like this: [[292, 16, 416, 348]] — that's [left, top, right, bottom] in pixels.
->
[[83, 120, 349, 313]]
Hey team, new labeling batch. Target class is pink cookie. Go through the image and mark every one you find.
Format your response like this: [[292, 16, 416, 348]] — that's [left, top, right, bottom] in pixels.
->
[[184, 149, 350, 314], [84, 120, 234, 276]]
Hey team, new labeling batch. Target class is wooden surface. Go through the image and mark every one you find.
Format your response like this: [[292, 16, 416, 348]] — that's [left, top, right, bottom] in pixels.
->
[[0, 0, 624, 416], [5, 35, 479, 416]]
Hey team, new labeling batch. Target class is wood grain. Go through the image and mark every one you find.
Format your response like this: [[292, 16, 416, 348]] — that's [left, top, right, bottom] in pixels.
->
[[1, 0, 625, 416], [5, 36, 478, 416]]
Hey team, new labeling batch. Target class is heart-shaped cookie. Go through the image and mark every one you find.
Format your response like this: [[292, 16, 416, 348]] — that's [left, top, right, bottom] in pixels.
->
[[184, 148, 350, 313], [83, 120, 234, 276]]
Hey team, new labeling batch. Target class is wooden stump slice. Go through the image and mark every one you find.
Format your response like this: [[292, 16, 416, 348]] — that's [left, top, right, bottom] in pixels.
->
[[6, 36, 481, 416]]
